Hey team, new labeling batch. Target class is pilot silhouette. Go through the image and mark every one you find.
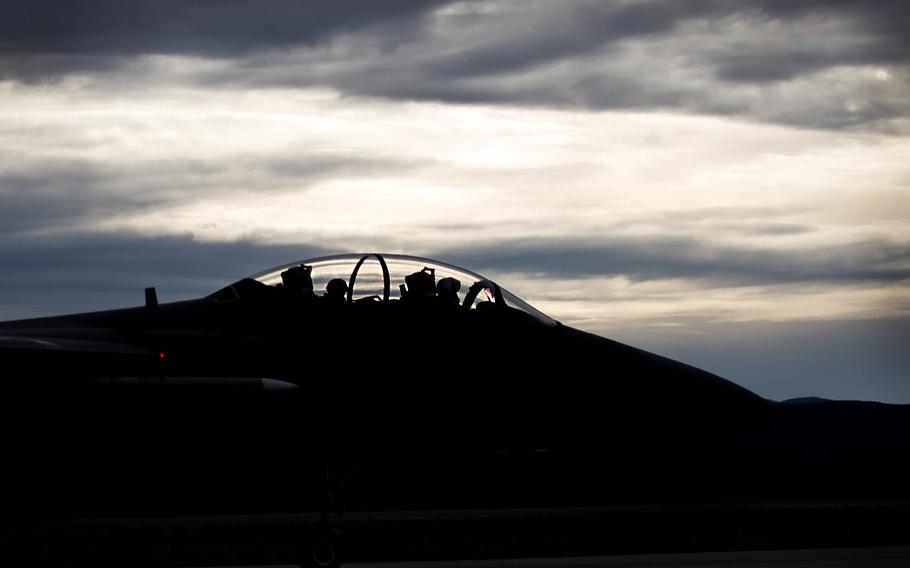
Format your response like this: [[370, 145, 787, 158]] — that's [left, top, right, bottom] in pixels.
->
[[324, 278, 348, 304], [280, 265, 315, 300], [402, 268, 436, 301], [437, 277, 461, 305]]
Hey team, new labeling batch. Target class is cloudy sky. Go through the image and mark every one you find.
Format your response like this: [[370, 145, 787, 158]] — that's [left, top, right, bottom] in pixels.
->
[[1, 0, 908, 402]]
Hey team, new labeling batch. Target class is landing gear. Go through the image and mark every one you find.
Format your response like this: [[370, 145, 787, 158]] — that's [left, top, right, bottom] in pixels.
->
[[299, 445, 346, 567], [298, 525, 342, 568]]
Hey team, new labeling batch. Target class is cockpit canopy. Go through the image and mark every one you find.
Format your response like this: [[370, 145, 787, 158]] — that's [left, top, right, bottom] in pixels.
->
[[211, 253, 556, 326]]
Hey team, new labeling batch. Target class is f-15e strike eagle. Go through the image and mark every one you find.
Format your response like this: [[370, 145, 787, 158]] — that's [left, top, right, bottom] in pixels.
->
[[2, 253, 908, 567]]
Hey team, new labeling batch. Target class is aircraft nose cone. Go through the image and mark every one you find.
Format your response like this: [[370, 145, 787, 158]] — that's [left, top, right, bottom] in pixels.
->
[[551, 324, 771, 427]]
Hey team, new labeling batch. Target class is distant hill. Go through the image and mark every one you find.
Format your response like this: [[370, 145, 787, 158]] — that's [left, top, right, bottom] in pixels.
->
[[778, 396, 832, 405], [777, 396, 909, 407]]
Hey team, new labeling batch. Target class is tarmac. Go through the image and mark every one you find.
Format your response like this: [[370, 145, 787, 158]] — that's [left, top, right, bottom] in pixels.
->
[[205, 546, 910, 567]]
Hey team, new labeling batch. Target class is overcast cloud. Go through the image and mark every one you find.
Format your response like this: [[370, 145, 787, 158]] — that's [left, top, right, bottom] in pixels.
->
[[2, 0, 909, 130]]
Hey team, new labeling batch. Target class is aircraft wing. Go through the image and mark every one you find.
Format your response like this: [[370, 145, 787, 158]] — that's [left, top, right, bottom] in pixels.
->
[[1, 332, 159, 384], [0, 335, 153, 356]]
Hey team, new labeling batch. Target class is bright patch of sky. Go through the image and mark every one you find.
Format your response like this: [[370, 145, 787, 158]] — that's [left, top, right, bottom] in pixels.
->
[[2, 77, 908, 338]]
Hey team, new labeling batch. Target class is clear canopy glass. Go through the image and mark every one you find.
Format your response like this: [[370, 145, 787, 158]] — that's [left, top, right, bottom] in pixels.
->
[[243, 253, 556, 326]]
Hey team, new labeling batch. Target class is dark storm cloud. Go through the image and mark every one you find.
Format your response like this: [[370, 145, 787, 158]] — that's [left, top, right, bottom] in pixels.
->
[[428, 0, 910, 84], [2, 0, 908, 129], [224, 0, 910, 129], [5, 0, 903, 78], [712, 53, 841, 84], [0, 0, 448, 57], [437, 236, 910, 285], [422, 1, 723, 80], [746, 0, 910, 47], [0, 0, 451, 82], [706, 0, 910, 83]]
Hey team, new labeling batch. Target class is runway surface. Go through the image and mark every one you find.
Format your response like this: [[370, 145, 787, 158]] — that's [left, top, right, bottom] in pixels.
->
[[203, 545, 910, 567]]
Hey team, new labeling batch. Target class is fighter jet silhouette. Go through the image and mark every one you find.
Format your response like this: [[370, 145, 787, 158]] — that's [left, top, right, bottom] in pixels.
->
[[2, 253, 908, 566]]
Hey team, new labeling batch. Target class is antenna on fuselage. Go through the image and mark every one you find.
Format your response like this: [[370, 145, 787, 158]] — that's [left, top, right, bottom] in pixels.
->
[[145, 287, 158, 308]]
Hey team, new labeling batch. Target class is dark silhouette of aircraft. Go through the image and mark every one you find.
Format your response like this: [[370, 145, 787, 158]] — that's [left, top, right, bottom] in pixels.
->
[[1, 253, 908, 567]]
